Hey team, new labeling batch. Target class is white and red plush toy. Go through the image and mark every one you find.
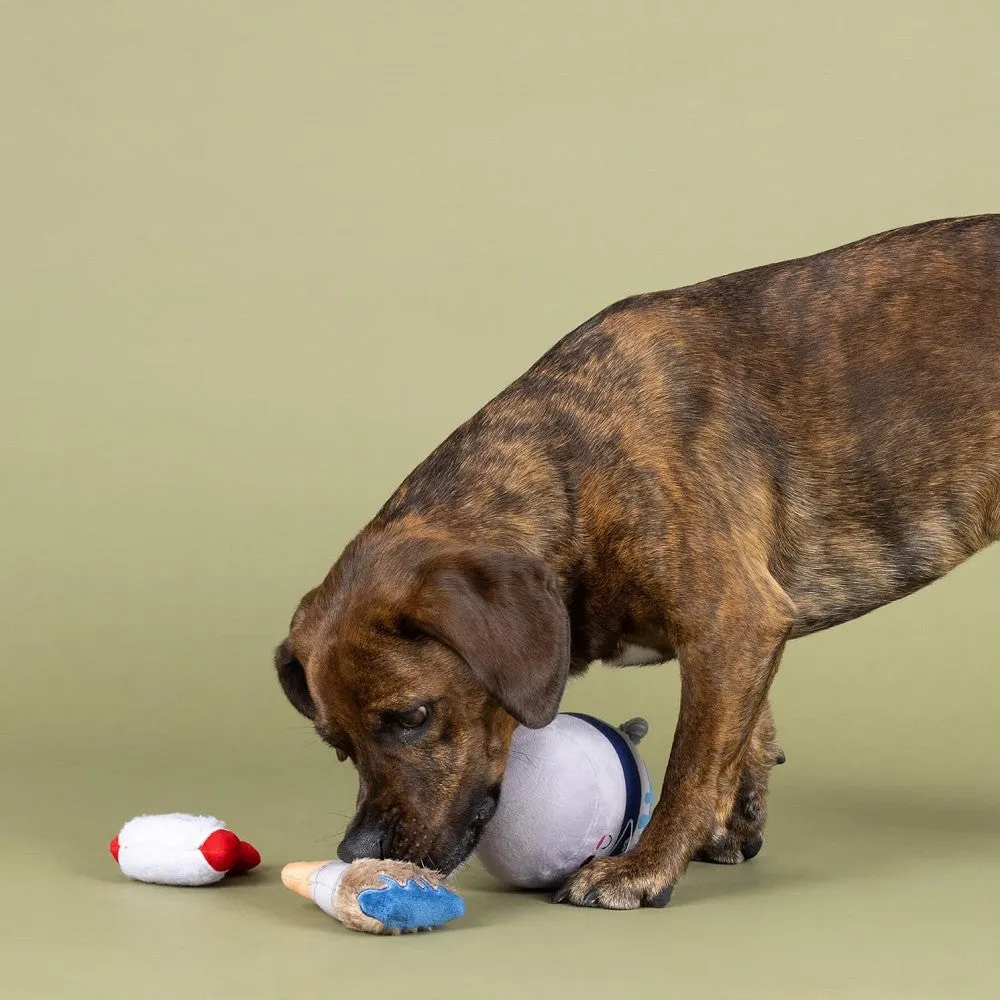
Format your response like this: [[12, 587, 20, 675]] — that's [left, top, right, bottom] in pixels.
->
[[109, 813, 261, 886]]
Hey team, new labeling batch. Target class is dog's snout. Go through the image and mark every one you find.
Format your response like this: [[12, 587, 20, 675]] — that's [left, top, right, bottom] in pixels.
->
[[337, 817, 385, 863]]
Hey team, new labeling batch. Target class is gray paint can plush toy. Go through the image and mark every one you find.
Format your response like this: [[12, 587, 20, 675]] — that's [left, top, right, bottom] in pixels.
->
[[475, 713, 655, 889]]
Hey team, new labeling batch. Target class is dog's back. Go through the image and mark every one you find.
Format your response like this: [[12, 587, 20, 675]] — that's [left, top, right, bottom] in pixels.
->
[[381, 215, 1000, 639]]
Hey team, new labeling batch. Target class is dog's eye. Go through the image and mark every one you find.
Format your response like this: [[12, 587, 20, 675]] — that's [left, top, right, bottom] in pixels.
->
[[396, 705, 430, 729], [395, 616, 426, 641]]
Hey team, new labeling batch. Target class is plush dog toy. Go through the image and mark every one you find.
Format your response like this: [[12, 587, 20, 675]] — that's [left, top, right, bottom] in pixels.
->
[[282, 712, 655, 933], [109, 813, 260, 886]]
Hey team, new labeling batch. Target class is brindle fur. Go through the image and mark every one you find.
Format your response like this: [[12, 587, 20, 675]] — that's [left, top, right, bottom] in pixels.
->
[[277, 215, 1000, 909]]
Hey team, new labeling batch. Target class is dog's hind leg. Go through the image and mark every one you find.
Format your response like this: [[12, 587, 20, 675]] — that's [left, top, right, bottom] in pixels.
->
[[693, 700, 784, 864]]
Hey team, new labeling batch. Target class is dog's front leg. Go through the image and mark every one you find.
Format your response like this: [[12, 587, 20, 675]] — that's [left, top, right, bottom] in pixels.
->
[[554, 573, 794, 910]]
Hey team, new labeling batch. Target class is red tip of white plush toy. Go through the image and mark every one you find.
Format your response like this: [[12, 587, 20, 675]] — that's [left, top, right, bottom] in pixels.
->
[[231, 840, 262, 875], [199, 829, 242, 872], [109, 835, 120, 862], [197, 832, 260, 874]]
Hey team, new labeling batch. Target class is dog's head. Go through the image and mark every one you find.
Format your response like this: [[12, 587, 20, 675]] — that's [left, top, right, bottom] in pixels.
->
[[274, 526, 570, 873]]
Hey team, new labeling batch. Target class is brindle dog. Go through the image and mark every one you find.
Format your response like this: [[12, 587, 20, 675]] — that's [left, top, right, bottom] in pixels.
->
[[275, 215, 1000, 909]]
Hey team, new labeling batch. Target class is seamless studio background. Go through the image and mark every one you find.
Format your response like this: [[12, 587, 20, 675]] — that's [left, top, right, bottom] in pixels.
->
[[3, 3, 999, 999]]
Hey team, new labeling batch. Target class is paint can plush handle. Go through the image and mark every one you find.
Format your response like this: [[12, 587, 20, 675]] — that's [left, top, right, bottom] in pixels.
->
[[618, 717, 649, 744]]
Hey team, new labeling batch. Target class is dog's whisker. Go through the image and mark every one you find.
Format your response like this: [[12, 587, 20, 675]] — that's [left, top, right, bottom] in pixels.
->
[[507, 749, 544, 769], [313, 823, 349, 845], [324, 810, 355, 822]]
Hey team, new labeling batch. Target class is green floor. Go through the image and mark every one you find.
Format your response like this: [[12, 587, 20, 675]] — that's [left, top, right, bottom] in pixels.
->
[[6, 556, 1000, 999]]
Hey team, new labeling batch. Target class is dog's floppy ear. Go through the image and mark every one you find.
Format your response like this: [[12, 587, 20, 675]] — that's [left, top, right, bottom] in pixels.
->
[[274, 638, 316, 720], [410, 549, 570, 728]]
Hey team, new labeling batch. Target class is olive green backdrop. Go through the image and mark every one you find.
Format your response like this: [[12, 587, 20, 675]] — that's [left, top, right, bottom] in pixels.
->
[[3, 3, 999, 998]]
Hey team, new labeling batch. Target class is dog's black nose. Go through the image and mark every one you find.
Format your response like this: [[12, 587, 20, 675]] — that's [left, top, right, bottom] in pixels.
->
[[472, 787, 500, 829], [337, 820, 385, 863]]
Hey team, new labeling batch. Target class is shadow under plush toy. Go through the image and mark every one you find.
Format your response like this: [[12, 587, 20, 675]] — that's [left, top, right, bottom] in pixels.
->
[[282, 712, 655, 933]]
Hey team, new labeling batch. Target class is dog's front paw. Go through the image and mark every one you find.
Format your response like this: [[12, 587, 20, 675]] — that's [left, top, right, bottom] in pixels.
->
[[551, 854, 674, 910]]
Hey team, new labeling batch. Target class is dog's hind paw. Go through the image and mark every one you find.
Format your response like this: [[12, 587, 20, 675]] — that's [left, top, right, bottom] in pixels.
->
[[693, 833, 764, 865]]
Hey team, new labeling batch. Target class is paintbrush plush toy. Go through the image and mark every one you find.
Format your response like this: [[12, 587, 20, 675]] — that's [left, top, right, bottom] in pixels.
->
[[281, 858, 465, 935], [282, 712, 655, 934]]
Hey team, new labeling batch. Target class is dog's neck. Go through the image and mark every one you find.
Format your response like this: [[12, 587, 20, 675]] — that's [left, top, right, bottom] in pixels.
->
[[368, 449, 672, 671], [373, 449, 577, 572]]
